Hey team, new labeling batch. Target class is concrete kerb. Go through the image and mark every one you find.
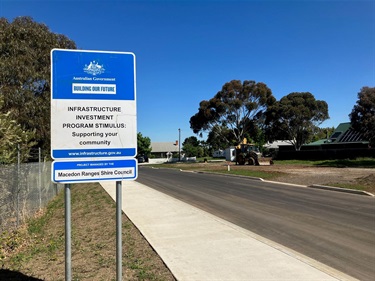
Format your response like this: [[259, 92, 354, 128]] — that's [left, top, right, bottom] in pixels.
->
[[308, 184, 374, 197]]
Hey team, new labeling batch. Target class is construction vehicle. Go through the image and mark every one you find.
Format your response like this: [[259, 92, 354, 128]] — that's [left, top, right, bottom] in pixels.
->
[[235, 138, 273, 165]]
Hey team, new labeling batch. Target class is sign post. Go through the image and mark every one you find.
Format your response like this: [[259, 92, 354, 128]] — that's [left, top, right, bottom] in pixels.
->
[[51, 49, 137, 281], [116, 181, 122, 280], [65, 184, 71, 281]]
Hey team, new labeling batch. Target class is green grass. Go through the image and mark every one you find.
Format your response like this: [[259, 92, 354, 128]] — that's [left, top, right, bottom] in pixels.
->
[[273, 158, 375, 168], [314, 158, 375, 168], [2, 192, 66, 269], [326, 182, 370, 191]]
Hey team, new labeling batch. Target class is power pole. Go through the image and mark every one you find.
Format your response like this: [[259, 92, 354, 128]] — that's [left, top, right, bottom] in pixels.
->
[[178, 128, 181, 161]]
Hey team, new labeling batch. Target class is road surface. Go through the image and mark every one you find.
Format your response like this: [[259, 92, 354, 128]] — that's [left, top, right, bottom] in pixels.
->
[[137, 166, 375, 281]]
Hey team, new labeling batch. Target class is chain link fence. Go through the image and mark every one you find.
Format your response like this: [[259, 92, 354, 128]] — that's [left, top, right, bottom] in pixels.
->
[[0, 160, 64, 232]]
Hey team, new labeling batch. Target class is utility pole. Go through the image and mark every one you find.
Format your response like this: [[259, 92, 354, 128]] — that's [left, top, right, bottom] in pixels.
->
[[178, 128, 181, 162]]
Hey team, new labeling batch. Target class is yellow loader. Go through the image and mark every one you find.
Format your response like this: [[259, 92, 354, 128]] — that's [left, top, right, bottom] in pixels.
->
[[235, 138, 273, 165]]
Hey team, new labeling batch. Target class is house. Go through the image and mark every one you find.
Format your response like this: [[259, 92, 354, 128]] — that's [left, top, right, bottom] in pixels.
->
[[264, 140, 293, 149], [305, 122, 369, 148], [212, 149, 225, 158], [150, 142, 180, 158], [277, 122, 372, 160]]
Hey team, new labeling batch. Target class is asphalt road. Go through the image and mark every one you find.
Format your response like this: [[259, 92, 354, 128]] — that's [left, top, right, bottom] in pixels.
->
[[137, 166, 375, 281]]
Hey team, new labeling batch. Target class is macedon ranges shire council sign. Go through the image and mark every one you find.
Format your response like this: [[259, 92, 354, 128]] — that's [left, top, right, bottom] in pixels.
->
[[51, 49, 137, 183]]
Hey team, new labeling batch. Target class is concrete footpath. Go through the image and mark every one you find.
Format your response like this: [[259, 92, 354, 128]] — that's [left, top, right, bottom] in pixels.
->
[[101, 181, 357, 281]]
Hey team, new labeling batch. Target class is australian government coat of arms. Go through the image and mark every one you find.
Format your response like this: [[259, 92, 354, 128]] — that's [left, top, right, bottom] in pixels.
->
[[83, 61, 105, 76]]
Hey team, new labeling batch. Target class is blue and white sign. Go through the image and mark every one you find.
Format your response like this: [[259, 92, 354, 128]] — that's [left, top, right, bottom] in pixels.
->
[[50, 49, 137, 160], [51, 49, 137, 183], [52, 159, 137, 183]]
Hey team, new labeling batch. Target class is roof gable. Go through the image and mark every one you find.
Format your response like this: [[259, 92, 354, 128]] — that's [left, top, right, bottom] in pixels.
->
[[151, 142, 180, 153], [329, 122, 368, 143]]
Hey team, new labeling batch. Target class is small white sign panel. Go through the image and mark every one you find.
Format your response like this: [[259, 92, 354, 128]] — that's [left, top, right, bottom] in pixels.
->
[[52, 159, 137, 183]]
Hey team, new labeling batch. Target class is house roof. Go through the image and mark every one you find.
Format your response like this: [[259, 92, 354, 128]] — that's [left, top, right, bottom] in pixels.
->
[[151, 142, 180, 153], [306, 122, 368, 146], [305, 139, 329, 146], [328, 122, 368, 143], [264, 141, 292, 149]]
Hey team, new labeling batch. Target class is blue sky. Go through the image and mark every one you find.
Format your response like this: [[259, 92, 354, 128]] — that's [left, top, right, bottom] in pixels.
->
[[2, 0, 374, 143]]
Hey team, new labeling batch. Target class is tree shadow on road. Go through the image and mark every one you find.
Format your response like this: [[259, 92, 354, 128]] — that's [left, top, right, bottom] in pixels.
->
[[0, 269, 43, 281]]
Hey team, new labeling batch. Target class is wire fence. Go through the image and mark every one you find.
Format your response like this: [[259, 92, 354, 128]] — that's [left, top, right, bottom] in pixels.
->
[[0, 158, 64, 233]]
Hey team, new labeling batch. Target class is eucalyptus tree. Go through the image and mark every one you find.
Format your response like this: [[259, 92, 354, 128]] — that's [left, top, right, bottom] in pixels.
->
[[0, 16, 76, 156], [190, 80, 275, 145], [350, 86, 375, 146], [265, 92, 329, 150]]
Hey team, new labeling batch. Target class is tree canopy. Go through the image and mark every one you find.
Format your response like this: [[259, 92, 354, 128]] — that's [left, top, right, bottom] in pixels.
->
[[190, 80, 275, 145], [182, 136, 205, 157], [137, 132, 152, 156], [265, 92, 329, 150], [310, 126, 335, 143], [0, 95, 36, 164], [0, 16, 76, 158], [349, 87, 375, 146], [206, 125, 232, 151]]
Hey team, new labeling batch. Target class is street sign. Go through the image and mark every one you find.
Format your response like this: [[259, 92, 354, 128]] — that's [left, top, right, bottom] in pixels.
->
[[52, 159, 137, 183], [51, 49, 137, 160], [51, 49, 137, 183]]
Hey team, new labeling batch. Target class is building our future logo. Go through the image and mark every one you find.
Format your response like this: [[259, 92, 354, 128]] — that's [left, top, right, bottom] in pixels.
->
[[72, 60, 116, 94], [72, 83, 116, 94]]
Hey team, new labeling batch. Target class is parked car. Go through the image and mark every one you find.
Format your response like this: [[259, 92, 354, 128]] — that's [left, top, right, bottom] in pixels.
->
[[136, 155, 149, 163], [137, 156, 145, 163]]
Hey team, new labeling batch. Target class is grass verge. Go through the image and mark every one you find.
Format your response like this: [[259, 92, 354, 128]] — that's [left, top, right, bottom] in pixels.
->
[[0, 183, 175, 281], [273, 158, 375, 168], [324, 182, 371, 192]]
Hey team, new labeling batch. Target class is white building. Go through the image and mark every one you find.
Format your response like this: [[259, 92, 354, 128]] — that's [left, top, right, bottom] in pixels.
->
[[150, 142, 180, 158], [225, 147, 236, 161]]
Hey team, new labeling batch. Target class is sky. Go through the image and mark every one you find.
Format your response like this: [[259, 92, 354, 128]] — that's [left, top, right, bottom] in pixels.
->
[[1, 0, 374, 143]]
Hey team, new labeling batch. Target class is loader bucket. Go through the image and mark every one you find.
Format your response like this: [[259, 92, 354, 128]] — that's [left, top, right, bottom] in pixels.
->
[[257, 157, 273, 165]]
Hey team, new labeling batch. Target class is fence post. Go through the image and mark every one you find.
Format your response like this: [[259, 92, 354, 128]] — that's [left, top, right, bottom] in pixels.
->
[[16, 144, 20, 227], [38, 147, 42, 209]]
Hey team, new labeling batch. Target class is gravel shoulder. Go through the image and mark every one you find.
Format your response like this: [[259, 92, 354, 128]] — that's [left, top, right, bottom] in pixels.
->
[[264, 165, 375, 192]]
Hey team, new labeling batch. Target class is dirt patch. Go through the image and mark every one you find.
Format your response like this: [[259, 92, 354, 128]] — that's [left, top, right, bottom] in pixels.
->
[[267, 165, 375, 191], [163, 162, 375, 194]]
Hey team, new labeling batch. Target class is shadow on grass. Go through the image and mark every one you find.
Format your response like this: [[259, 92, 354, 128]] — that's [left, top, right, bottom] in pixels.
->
[[0, 269, 43, 281], [314, 159, 375, 168]]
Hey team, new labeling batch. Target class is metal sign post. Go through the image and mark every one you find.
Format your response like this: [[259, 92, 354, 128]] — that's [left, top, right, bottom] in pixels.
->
[[116, 181, 122, 280], [65, 184, 71, 281]]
